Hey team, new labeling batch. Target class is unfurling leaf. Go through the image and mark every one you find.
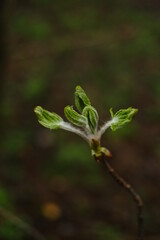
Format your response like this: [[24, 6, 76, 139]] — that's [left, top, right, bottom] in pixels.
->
[[82, 106, 99, 134], [75, 86, 91, 112], [64, 106, 87, 127], [110, 107, 138, 131], [34, 106, 62, 129]]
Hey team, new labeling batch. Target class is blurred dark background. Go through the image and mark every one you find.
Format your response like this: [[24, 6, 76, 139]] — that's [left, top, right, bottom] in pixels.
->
[[0, 0, 160, 239]]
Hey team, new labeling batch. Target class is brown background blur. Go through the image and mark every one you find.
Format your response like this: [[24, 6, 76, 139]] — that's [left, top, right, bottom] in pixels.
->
[[0, 0, 160, 239]]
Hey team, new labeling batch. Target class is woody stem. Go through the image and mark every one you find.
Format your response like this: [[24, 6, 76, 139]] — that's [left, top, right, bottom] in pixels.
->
[[94, 153, 143, 240]]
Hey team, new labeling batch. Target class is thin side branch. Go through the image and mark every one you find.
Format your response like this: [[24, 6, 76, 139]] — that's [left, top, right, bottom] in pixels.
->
[[60, 122, 89, 142], [95, 153, 143, 240], [97, 120, 113, 138]]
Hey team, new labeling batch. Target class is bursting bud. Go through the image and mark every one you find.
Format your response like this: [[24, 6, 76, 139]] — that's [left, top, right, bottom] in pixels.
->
[[110, 107, 138, 131], [34, 106, 62, 129], [75, 86, 91, 112], [64, 106, 87, 127], [82, 105, 99, 134]]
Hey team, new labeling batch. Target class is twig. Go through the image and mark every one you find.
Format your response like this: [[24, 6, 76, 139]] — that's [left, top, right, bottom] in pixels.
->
[[95, 153, 143, 240]]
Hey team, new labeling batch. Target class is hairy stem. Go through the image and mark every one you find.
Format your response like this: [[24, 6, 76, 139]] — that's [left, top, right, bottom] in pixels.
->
[[94, 153, 143, 240]]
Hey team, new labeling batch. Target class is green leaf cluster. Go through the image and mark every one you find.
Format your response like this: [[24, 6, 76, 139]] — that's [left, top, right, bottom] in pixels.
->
[[75, 86, 91, 112], [65, 86, 99, 134], [64, 105, 87, 127], [110, 107, 138, 131], [82, 105, 98, 134], [34, 106, 62, 129], [34, 86, 138, 142]]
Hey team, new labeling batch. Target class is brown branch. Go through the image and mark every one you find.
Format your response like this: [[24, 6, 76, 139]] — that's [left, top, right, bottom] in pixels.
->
[[95, 153, 143, 240]]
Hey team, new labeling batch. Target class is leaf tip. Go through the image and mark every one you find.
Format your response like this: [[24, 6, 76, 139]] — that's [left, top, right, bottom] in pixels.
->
[[34, 106, 43, 115], [75, 85, 82, 91]]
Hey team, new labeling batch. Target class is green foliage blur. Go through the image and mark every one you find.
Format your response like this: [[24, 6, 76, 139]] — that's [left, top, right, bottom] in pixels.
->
[[0, 0, 159, 239]]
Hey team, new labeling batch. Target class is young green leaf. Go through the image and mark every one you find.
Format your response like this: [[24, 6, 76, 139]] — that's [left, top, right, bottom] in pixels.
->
[[110, 107, 138, 131], [75, 86, 91, 112], [34, 106, 62, 129], [82, 105, 99, 134], [64, 106, 87, 127]]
